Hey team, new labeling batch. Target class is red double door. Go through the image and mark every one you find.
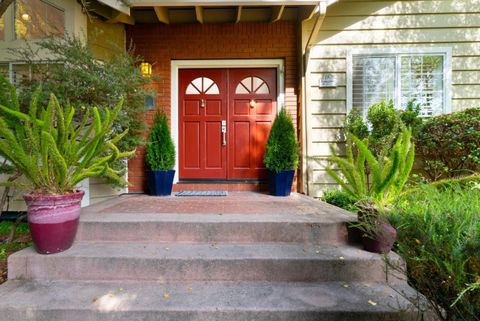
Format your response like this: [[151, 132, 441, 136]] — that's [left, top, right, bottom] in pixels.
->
[[179, 68, 277, 180]]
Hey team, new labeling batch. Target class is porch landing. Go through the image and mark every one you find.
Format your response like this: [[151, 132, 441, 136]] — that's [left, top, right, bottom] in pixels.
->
[[0, 193, 428, 320]]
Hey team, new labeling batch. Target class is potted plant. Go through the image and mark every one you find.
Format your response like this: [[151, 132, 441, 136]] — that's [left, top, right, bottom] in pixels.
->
[[264, 109, 299, 196], [0, 82, 134, 254], [145, 110, 176, 196], [325, 128, 415, 253]]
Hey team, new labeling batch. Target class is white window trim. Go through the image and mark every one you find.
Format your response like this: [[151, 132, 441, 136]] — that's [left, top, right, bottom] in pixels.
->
[[346, 47, 452, 116], [171, 59, 285, 184]]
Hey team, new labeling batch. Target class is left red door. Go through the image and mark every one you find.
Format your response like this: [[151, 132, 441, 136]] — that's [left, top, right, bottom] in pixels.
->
[[179, 69, 228, 179]]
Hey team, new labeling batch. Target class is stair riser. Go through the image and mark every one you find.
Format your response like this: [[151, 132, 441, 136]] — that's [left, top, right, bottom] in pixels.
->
[[9, 257, 388, 283], [0, 311, 416, 321], [76, 222, 349, 244]]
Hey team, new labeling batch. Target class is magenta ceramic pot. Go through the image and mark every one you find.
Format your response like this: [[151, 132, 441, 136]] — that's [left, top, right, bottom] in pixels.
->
[[362, 219, 397, 254], [23, 191, 84, 255]]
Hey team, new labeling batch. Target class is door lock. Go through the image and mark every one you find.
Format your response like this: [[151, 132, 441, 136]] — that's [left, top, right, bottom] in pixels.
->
[[200, 99, 205, 108], [221, 120, 227, 146]]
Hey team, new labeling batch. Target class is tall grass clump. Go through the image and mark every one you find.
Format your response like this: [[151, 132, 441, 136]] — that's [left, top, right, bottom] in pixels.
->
[[390, 183, 480, 321]]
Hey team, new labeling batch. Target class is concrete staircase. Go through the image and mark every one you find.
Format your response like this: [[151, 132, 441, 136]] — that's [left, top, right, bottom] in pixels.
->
[[0, 194, 427, 321]]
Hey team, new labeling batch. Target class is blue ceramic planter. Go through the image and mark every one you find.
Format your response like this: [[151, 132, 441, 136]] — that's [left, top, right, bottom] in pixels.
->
[[146, 170, 175, 196], [268, 170, 295, 196]]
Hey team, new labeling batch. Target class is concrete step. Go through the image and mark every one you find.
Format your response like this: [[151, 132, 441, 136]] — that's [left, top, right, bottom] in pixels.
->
[[0, 280, 423, 321], [77, 212, 355, 244], [9, 242, 403, 283]]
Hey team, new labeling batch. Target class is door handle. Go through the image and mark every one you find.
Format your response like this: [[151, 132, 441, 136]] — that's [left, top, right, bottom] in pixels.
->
[[221, 120, 227, 146]]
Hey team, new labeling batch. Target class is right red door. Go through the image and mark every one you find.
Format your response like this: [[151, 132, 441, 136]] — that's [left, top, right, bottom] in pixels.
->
[[228, 68, 277, 179]]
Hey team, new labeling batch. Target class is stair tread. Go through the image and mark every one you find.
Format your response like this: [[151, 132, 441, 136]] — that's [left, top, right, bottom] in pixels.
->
[[80, 211, 356, 224], [12, 242, 396, 262], [0, 280, 417, 314]]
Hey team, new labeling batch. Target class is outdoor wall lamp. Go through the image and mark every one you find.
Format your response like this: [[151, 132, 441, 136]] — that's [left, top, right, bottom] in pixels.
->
[[140, 62, 152, 78]]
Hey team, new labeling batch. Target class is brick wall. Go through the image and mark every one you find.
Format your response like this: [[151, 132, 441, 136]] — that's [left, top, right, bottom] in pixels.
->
[[126, 22, 299, 192]]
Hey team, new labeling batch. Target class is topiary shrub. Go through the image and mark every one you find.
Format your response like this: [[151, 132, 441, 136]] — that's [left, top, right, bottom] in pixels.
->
[[264, 109, 299, 173], [416, 108, 480, 181], [146, 111, 175, 171]]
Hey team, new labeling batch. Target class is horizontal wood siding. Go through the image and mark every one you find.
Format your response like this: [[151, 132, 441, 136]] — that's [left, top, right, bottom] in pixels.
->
[[305, 0, 480, 196]]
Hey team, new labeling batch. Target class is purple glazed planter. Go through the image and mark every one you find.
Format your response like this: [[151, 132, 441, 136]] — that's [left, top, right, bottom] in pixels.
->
[[362, 219, 397, 254], [23, 191, 84, 255]]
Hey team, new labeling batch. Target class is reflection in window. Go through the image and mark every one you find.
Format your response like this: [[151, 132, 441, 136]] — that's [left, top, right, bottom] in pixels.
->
[[0, 16, 4, 41], [15, 0, 65, 39]]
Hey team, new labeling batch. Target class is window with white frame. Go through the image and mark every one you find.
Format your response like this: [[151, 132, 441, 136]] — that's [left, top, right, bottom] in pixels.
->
[[350, 49, 451, 117], [15, 0, 65, 39]]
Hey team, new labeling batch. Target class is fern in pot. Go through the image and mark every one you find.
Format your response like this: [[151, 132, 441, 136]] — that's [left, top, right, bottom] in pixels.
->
[[145, 110, 176, 196], [325, 128, 415, 253], [264, 109, 299, 196], [0, 79, 134, 254]]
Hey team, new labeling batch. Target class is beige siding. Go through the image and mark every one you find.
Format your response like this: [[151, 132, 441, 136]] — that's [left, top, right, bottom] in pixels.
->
[[305, 0, 480, 196]]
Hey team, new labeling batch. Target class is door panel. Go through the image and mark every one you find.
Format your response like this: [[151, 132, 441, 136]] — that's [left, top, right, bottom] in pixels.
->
[[179, 69, 227, 179], [228, 69, 277, 179], [179, 68, 277, 180]]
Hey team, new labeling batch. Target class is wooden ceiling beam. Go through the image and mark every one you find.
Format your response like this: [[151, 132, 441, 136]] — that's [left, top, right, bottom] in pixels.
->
[[154, 6, 170, 24], [270, 5, 284, 23], [299, 4, 317, 21], [195, 6, 204, 23], [107, 12, 135, 25], [235, 6, 242, 23]]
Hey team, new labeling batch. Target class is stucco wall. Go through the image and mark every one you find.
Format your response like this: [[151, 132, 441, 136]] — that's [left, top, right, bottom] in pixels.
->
[[304, 0, 480, 197]]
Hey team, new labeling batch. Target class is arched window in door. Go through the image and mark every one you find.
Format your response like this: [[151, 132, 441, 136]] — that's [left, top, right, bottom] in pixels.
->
[[235, 76, 270, 94], [185, 77, 219, 95]]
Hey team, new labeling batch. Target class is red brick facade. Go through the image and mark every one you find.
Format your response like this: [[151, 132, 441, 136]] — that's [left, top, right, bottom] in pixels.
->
[[126, 22, 299, 192]]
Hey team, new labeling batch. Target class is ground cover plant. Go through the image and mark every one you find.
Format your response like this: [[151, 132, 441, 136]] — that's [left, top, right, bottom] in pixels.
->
[[0, 221, 31, 284], [389, 183, 480, 321]]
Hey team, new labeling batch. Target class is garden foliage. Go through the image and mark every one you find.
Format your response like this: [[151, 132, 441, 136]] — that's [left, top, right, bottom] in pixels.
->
[[416, 107, 480, 181], [326, 128, 415, 205], [321, 189, 358, 212], [146, 111, 175, 171], [390, 183, 480, 321], [10, 35, 150, 154], [345, 100, 422, 157], [0, 79, 135, 194], [264, 109, 299, 173]]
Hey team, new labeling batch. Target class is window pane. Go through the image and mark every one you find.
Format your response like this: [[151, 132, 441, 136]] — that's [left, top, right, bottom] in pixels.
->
[[15, 0, 65, 39], [352, 56, 396, 116], [0, 64, 8, 79], [401, 55, 444, 117], [12, 64, 30, 86], [0, 16, 4, 40]]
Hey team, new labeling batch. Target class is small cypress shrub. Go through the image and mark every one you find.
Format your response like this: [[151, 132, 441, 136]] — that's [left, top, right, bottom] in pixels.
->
[[264, 109, 299, 173], [146, 111, 175, 171]]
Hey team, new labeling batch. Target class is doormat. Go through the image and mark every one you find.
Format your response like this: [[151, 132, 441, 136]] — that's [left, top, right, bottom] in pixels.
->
[[176, 191, 228, 197]]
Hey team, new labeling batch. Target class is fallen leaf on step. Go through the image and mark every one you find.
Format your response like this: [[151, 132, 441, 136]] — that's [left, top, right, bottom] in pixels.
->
[[368, 300, 377, 306], [342, 284, 349, 288], [92, 297, 98, 303], [164, 293, 170, 299]]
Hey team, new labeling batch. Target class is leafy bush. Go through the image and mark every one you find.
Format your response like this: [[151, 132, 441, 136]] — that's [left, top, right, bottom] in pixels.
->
[[146, 111, 175, 170], [416, 108, 480, 181], [390, 183, 480, 321], [0, 80, 134, 194], [344, 109, 369, 140], [264, 109, 299, 173], [10, 35, 150, 155], [326, 128, 415, 206], [322, 189, 357, 212], [345, 100, 422, 157]]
